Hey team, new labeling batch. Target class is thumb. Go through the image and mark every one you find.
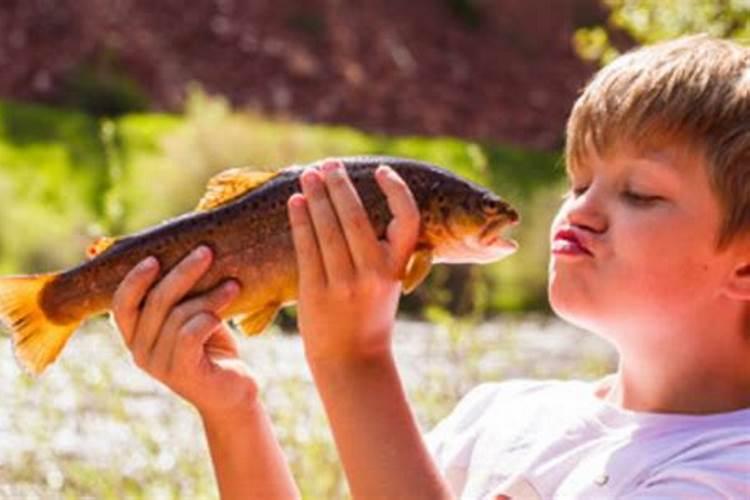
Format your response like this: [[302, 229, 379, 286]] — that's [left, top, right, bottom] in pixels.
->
[[177, 312, 223, 370], [375, 165, 420, 271]]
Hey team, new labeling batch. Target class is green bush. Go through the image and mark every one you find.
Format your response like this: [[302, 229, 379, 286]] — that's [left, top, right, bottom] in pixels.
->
[[0, 102, 107, 273], [574, 0, 750, 65]]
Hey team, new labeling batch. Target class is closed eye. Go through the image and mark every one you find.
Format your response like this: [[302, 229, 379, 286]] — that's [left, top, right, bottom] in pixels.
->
[[622, 191, 663, 205]]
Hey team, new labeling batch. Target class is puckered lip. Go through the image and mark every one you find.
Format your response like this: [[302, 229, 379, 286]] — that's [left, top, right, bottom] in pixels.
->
[[552, 227, 593, 256]]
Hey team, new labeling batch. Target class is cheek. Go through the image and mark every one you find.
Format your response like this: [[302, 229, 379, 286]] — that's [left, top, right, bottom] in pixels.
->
[[548, 209, 719, 325], [612, 215, 713, 296]]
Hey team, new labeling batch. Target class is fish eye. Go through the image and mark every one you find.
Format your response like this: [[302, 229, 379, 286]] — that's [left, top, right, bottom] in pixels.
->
[[481, 196, 502, 215]]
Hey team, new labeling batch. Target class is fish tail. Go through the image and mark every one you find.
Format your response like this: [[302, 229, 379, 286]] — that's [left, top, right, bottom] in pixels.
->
[[0, 273, 81, 375]]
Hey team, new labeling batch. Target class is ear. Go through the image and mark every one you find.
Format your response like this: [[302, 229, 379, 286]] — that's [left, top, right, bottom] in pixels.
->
[[723, 262, 750, 301]]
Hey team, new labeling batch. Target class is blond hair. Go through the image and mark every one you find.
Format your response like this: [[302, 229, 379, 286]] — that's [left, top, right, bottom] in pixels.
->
[[566, 34, 750, 248]]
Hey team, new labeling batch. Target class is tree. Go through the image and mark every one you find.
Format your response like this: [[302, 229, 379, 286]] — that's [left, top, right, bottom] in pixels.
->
[[575, 0, 750, 64]]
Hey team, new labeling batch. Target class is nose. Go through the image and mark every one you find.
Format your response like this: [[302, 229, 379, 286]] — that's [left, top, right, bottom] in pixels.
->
[[563, 186, 608, 233]]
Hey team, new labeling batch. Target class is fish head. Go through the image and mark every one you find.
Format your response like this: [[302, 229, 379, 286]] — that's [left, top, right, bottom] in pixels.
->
[[423, 188, 519, 264]]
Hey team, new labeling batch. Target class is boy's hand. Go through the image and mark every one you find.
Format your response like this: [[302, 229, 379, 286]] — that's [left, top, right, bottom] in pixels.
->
[[111, 247, 257, 420], [287, 159, 420, 363], [287, 161, 450, 498]]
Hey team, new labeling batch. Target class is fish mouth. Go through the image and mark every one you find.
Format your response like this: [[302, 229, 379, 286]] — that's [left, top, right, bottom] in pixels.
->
[[433, 214, 519, 264], [479, 215, 519, 249]]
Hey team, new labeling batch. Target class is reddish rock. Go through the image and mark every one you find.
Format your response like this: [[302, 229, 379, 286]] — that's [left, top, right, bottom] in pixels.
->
[[0, 0, 610, 149]]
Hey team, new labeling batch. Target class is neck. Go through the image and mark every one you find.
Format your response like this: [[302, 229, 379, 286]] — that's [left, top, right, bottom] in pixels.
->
[[600, 303, 750, 414]]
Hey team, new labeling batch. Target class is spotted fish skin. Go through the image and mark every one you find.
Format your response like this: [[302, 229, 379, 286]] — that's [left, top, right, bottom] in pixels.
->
[[0, 156, 519, 375]]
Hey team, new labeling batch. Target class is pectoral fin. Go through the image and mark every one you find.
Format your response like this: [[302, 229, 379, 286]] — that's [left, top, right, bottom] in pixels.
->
[[196, 167, 279, 211], [237, 303, 281, 336], [402, 249, 433, 294]]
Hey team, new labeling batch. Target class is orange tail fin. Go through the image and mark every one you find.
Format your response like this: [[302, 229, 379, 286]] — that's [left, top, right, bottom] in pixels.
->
[[0, 273, 82, 375]]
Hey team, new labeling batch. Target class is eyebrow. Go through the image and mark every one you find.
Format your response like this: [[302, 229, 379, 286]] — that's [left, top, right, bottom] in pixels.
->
[[629, 154, 686, 184], [635, 146, 678, 164]]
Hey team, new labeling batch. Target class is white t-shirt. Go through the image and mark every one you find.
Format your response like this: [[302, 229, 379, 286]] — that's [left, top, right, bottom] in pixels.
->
[[425, 379, 750, 499]]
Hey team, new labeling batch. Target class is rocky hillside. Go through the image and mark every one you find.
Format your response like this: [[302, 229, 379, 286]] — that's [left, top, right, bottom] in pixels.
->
[[0, 0, 609, 149]]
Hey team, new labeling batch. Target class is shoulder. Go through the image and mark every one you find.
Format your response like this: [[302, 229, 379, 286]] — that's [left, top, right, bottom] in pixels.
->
[[424, 378, 590, 456], [424, 379, 594, 495], [430, 379, 577, 430], [653, 412, 749, 494], [617, 408, 750, 499], [623, 439, 750, 499]]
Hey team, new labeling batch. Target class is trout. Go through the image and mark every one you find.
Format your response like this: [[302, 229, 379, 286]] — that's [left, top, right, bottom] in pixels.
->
[[0, 156, 519, 375]]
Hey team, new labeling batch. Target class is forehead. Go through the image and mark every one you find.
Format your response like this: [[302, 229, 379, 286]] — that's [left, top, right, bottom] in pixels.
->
[[566, 137, 707, 179]]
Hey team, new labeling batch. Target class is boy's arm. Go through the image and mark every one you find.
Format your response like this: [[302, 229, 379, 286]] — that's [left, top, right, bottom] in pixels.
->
[[288, 160, 453, 499], [310, 353, 450, 500], [201, 403, 300, 500], [112, 249, 300, 500]]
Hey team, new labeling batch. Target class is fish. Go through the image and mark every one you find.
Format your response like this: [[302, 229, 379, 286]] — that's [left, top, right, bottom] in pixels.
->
[[0, 156, 520, 375]]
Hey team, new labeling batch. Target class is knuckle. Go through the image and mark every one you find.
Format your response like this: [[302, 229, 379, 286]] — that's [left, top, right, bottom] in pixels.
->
[[170, 303, 192, 325], [182, 312, 214, 336], [289, 213, 306, 230], [111, 286, 124, 307], [321, 225, 341, 243], [331, 280, 357, 299], [300, 245, 318, 263], [145, 288, 170, 312], [132, 350, 149, 369], [150, 365, 167, 380], [391, 176, 408, 189], [349, 210, 370, 228], [172, 263, 196, 281], [327, 171, 346, 186], [112, 286, 136, 313]]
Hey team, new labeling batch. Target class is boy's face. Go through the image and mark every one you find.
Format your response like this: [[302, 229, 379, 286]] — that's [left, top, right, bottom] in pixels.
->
[[548, 141, 741, 338]]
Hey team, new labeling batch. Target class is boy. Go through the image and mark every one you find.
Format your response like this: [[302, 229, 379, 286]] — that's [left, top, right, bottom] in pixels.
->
[[112, 34, 750, 499]]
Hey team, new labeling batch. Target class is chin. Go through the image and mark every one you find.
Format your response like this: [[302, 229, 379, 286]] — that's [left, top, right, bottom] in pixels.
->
[[548, 277, 604, 333]]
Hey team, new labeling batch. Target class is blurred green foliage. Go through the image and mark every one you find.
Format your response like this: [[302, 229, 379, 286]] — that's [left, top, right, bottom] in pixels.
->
[[0, 88, 565, 314], [575, 0, 750, 64]]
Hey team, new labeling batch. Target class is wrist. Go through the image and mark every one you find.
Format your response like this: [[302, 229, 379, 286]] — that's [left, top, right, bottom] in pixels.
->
[[197, 391, 264, 429], [302, 324, 395, 366], [305, 342, 394, 371], [306, 348, 397, 388]]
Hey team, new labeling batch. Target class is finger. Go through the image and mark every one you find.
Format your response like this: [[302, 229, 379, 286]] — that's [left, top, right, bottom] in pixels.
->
[[288, 193, 327, 288], [320, 160, 382, 270], [150, 279, 240, 376], [131, 246, 212, 365], [299, 167, 355, 281], [172, 312, 223, 372], [375, 165, 421, 270], [111, 256, 160, 346]]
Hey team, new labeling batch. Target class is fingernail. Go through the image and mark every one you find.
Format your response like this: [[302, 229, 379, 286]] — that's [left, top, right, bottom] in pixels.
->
[[289, 193, 306, 208], [377, 164, 393, 177], [224, 280, 240, 295], [139, 256, 158, 271], [384, 166, 400, 180], [194, 245, 210, 259], [301, 169, 321, 188], [321, 161, 341, 174]]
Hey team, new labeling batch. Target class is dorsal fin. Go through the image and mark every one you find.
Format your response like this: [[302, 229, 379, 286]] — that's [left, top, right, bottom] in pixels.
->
[[196, 167, 279, 211], [86, 236, 117, 260]]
